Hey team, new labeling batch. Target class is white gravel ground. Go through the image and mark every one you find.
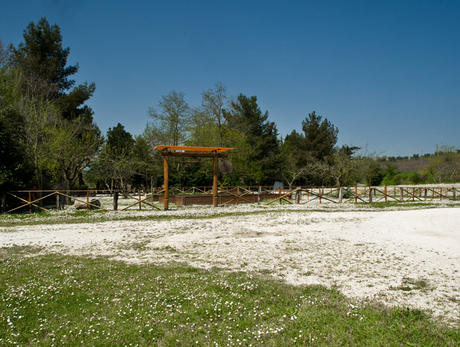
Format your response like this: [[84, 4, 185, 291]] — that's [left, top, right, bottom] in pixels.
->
[[1, 206, 459, 326]]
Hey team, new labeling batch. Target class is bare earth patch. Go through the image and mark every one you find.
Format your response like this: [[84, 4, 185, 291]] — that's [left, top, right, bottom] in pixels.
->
[[1, 206, 459, 326]]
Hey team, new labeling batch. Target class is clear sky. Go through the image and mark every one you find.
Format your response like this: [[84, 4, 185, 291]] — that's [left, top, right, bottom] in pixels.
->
[[1, 0, 459, 156]]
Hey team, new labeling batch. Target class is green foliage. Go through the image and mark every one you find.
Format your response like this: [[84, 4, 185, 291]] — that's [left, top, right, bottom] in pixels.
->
[[224, 94, 281, 185], [147, 91, 190, 146], [0, 18, 101, 192], [201, 82, 227, 146], [381, 171, 434, 186], [107, 123, 134, 156], [355, 156, 385, 186], [429, 145, 460, 183], [131, 136, 159, 189], [0, 67, 32, 191], [301, 111, 338, 161], [11, 17, 78, 99]]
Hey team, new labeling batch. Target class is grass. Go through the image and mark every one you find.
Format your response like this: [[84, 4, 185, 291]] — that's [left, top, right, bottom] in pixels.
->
[[390, 277, 432, 292], [358, 201, 440, 209], [0, 247, 458, 346]]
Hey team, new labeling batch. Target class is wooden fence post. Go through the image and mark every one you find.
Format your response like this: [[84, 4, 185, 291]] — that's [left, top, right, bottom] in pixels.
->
[[440, 188, 443, 201], [0, 194, 5, 213], [400, 187, 404, 202], [56, 193, 60, 210], [28, 191, 32, 213], [368, 187, 373, 203], [279, 187, 282, 205], [338, 187, 343, 203], [319, 187, 322, 204], [258, 186, 262, 204], [354, 185, 358, 203], [384, 186, 387, 203], [453, 187, 456, 201], [86, 191, 90, 208], [113, 192, 119, 210], [139, 190, 142, 210]]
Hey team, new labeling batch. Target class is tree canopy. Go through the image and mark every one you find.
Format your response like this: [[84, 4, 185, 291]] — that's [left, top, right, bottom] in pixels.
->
[[1, 18, 458, 202]]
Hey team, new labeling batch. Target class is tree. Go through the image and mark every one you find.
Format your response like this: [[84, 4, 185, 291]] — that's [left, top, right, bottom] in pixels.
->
[[11, 17, 96, 124], [18, 96, 61, 188], [0, 68, 32, 193], [147, 91, 190, 146], [48, 117, 102, 190], [201, 82, 227, 146], [5, 18, 101, 191], [224, 94, 281, 184], [324, 146, 359, 188], [281, 130, 310, 189], [131, 135, 160, 190], [429, 145, 460, 183], [186, 109, 219, 147], [106, 123, 135, 156], [87, 124, 135, 192], [302, 111, 338, 161], [0, 41, 8, 67], [356, 155, 385, 186], [11, 17, 78, 99]]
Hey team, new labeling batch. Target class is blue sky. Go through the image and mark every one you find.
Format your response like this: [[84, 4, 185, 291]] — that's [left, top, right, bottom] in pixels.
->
[[1, 0, 459, 156]]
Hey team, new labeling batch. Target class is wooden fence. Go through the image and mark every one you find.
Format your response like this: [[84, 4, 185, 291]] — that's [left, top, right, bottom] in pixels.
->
[[2, 185, 459, 213]]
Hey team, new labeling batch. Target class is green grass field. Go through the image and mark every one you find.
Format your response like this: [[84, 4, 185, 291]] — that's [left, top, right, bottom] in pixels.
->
[[1, 247, 458, 346]]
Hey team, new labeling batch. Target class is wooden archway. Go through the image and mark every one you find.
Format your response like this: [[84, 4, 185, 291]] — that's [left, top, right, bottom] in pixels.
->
[[154, 146, 233, 210]]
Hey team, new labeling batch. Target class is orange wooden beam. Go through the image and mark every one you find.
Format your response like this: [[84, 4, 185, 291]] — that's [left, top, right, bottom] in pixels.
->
[[154, 145, 233, 153]]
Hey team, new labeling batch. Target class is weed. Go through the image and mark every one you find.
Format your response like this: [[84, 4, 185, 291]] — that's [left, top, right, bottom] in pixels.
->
[[391, 277, 431, 292]]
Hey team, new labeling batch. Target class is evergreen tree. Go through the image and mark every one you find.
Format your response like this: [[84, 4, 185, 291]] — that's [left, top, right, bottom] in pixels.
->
[[224, 94, 281, 184], [11, 17, 96, 124], [107, 123, 135, 156], [302, 111, 338, 160]]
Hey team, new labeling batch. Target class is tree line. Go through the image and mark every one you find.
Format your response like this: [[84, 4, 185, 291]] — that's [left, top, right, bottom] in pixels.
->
[[1, 18, 459, 197]]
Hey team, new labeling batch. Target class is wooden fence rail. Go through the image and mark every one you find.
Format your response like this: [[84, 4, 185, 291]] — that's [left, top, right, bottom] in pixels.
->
[[2, 185, 458, 213]]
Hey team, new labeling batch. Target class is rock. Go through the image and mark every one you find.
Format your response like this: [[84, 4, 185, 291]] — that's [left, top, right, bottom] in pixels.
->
[[73, 200, 88, 210], [89, 199, 101, 210], [73, 198, 101, 210]]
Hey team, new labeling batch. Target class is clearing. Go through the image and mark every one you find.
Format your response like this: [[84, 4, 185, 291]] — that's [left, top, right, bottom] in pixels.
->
[[1, 204, 459, 327]]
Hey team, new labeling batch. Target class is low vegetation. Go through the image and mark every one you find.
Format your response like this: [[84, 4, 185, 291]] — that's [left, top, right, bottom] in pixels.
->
[[0, 247, 458, 346]]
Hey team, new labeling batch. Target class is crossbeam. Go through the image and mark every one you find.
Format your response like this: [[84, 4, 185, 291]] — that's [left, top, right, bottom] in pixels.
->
[[158, 152, 228, 158], [155, 145, 233, 152]]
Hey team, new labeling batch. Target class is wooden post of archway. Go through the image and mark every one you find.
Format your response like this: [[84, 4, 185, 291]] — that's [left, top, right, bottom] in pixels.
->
[[212, 151, 218, 207], [155, 146, 233, 210], [163, 153, 169, 210]]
